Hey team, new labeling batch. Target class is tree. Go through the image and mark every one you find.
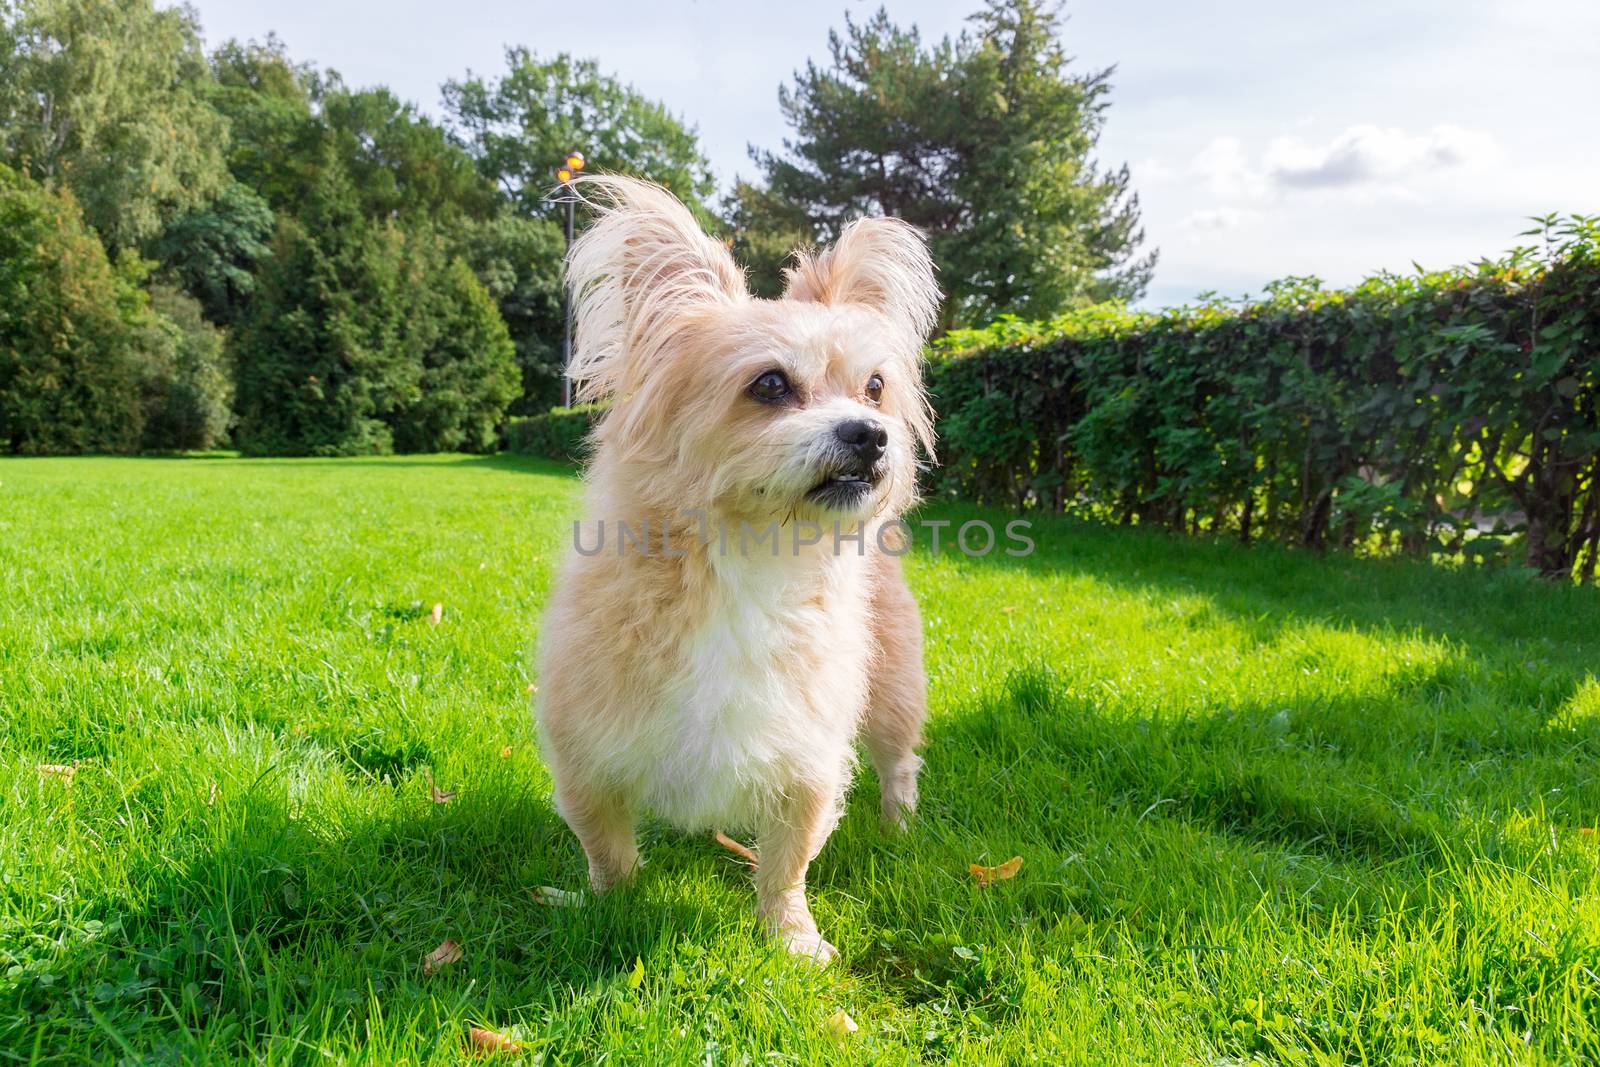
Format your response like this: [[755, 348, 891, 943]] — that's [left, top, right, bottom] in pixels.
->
[[451, 213, 567, 413], [0, 0, 229, 252], [442, 51, 721, 410], [205, 36, 324, 215], [0, 165, 146, 453], [721, 178, 814, 299], [231, 159, 416, 456], [443, 49, 717, 223], [744, 0, 1154, 328], [392, 254, 520, 453], [323, 87, 498, 224], [150, 181, 275, 326], [131, 283, 233, 451]]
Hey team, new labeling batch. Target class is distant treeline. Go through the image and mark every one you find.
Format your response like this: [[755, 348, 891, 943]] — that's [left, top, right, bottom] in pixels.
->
[[0, 0, 719, 455], [926, 216, 1600, 581], [1, 0, 1152, 455]]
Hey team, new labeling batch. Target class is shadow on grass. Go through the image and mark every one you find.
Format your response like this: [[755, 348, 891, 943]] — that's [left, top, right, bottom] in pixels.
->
[[207, 454, 575, 476], [913, 499, 1600, 672], [14, 773, 743, 1060], [19, 494, 1600, 1058], [907, 502, 1600, 854], [787, 503, 1600, 1027]]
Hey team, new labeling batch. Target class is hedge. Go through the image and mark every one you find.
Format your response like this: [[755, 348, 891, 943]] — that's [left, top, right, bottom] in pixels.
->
[[925, 215, 1600, 581], [506, 403, 604, 463]]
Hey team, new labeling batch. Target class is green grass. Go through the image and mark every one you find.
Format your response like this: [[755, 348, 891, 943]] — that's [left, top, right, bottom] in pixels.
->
[[3, 455, 1600, 1065]]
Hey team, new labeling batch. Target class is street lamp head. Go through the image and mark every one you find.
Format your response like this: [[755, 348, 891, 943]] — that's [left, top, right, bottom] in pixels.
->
[[565, 151, 586, 172]]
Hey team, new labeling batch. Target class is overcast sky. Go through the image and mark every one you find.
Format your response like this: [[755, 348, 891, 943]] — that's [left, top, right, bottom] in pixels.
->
[[181, 0, 1599, 309]]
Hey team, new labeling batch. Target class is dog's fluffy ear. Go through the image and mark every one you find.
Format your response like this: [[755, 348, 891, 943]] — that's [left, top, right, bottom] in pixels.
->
[[565, 176, 746, 403], [783, 217, 940, 344]]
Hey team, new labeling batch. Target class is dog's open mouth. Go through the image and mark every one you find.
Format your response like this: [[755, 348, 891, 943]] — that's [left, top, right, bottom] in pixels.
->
[[805, 474, 876, 510]]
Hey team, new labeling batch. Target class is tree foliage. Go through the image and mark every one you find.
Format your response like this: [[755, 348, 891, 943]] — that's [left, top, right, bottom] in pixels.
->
[[737, 0, 1153, 328], [0, 165, 145, 452], [231, 159, 521, 456], [444, 49, 717, 222], [0, 3, 727, 449], [150, 181, 275, 326], [0, 0, 229, 252], [392, 254, 520, 453], [139, 283, 233, 450], [231, 161, 414, 456], [452, 213, 567, 413]]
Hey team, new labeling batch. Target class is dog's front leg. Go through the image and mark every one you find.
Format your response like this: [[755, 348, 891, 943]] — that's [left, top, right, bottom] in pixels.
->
[[554, 776, 639, 894], [754, 778, 842, 964]]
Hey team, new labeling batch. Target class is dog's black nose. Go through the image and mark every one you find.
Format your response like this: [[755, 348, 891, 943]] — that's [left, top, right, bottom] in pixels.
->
[[835, 418, 888, 467]]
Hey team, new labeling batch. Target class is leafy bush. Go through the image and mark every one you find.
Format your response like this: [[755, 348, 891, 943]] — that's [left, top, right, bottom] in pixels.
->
[[927, 215, 1600, 581], [506, 404, 603, 462], [0, 166, 147, 454]]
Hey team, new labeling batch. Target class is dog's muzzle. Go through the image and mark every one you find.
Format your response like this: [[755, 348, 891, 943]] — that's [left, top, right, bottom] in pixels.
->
[[805, 418, 888, 509]]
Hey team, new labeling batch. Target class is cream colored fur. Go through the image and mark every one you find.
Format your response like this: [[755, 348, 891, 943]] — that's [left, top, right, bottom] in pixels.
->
[[536, 176, 938, 963]]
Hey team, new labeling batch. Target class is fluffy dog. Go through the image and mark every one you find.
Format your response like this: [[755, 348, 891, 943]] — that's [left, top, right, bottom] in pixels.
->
[[536, 176, 938, 962]]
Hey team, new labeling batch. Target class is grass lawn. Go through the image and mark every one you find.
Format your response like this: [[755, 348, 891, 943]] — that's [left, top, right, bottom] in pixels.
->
[[3, 454, 1600, 1064]]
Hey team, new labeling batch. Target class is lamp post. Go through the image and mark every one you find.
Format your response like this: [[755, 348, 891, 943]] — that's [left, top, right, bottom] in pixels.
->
[[555, 150, 585, 408]]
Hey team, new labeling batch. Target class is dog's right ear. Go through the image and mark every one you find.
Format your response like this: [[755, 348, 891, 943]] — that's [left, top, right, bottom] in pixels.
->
[[564, 176, 746, 403]]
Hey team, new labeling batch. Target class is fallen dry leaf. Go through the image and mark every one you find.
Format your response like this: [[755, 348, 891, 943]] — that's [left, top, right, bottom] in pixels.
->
[[499, 745, 513, 759], [825, 1009, 859, 1038], [1001, 605, 1018, 615], [422, 938, 464, 976], [526, 682, 538, 695], [423, 768, 456, 804], [37, 763, 76, 784], [970, 855, 1023, 888], [466, 1026, 524, 1056], [533, 886, 584, 907], [207, 781, 218, 807], [428, 602, 444, 626], [714, 831, 759, 870]]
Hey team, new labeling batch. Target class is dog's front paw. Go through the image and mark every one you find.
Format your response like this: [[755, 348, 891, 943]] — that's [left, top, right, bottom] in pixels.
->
[[879, 783, 918, 833], [781, 929, 839, 966], [586, 853, 641, 895]]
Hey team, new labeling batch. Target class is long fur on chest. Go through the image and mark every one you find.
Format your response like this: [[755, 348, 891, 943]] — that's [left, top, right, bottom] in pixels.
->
[[538, 515, 877, 829]]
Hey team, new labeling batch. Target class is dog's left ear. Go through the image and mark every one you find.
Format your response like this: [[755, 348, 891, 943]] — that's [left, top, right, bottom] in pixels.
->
[[565, 176, 747, 404], [783, 217, 940, 344]]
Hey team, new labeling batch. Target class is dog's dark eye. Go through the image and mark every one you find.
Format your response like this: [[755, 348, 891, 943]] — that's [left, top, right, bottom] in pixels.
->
[[864, 374, 884, 405], [749, 370, 792, 403]]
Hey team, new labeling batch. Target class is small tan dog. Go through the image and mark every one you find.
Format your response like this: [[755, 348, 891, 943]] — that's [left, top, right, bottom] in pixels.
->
[[536, 176, 938, 962]]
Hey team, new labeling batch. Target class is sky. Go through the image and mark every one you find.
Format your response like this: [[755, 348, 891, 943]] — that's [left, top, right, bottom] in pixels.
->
[[180, 0, 1599, 309]]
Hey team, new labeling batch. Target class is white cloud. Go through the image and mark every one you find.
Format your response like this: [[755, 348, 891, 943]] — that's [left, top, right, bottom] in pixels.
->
[[1182, 206, 1263, 232], [1184, 124, 1500, 205], [1264, 124, 1500, 189], [1189, 136, 1268, 200]]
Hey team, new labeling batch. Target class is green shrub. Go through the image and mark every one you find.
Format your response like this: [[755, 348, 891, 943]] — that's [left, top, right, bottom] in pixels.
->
[[927, 215, 1600, 581], [0, 166, 147, 454], [506, 404, 603, 462]]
